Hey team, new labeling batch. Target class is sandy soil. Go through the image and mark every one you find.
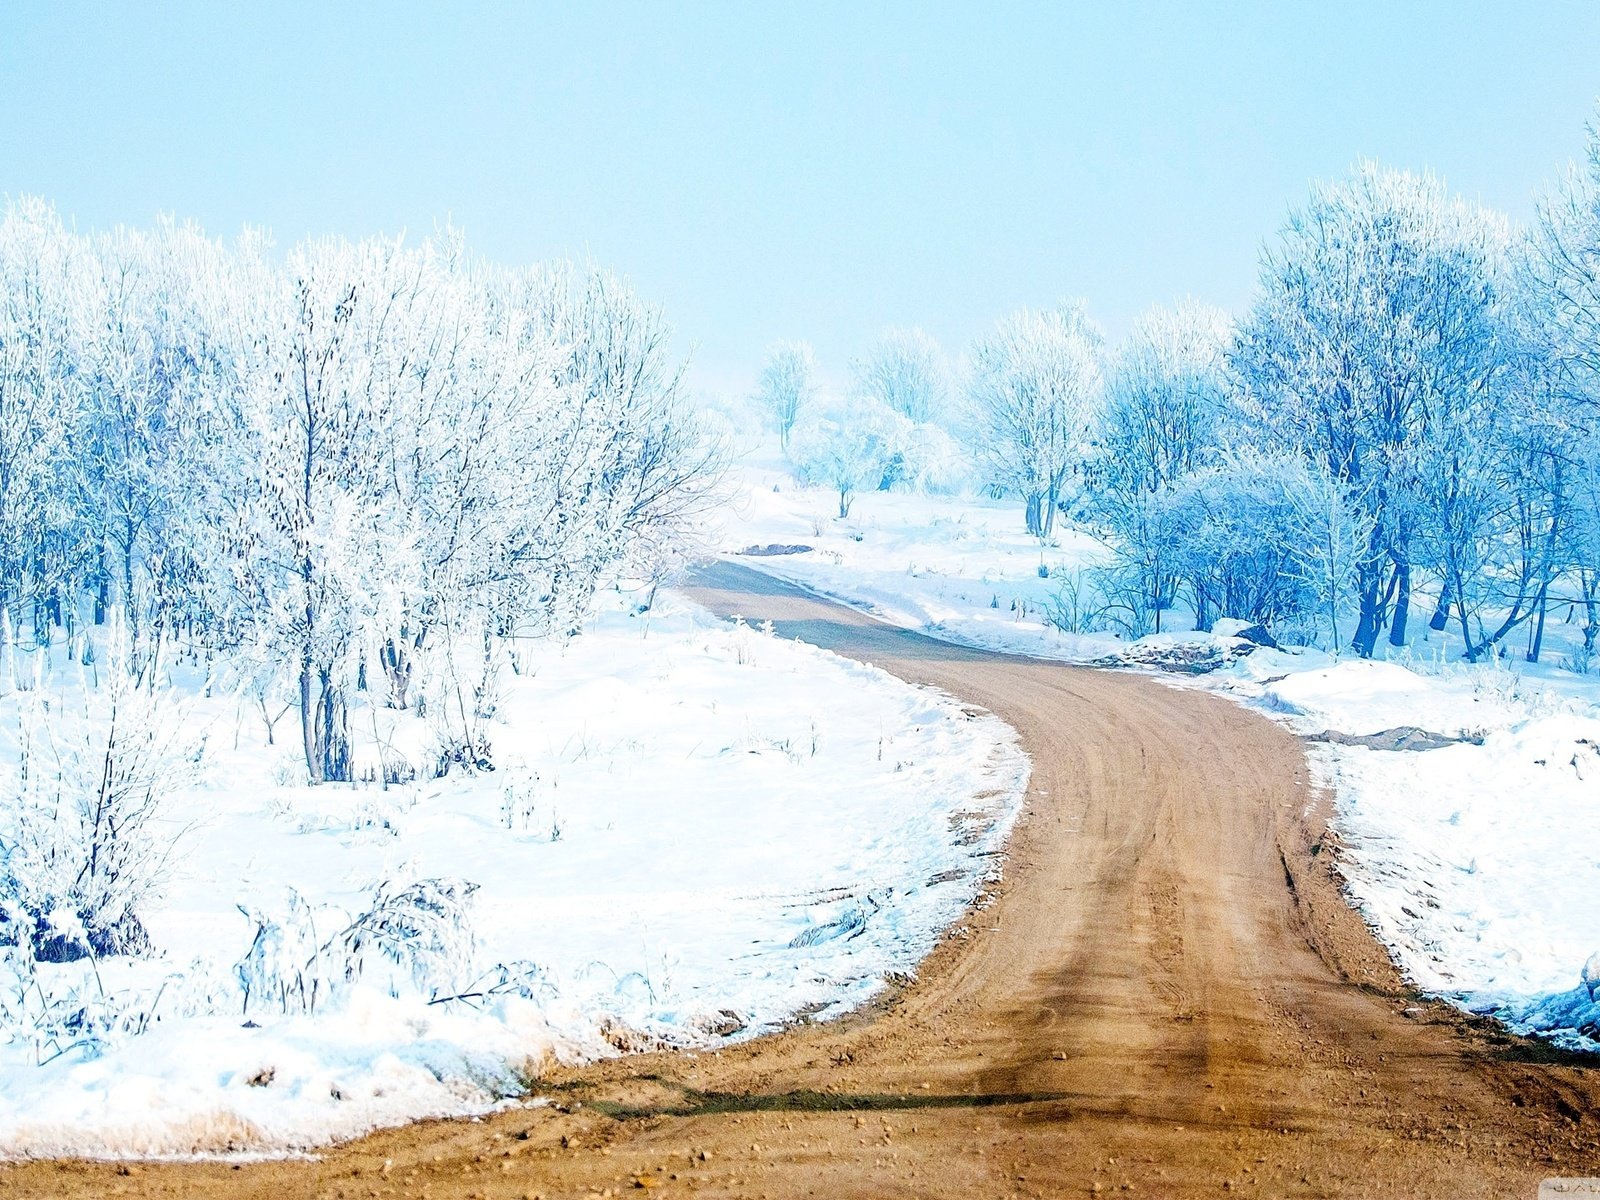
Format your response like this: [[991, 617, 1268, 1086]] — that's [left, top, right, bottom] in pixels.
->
[[5, 561, 1598, 1198]]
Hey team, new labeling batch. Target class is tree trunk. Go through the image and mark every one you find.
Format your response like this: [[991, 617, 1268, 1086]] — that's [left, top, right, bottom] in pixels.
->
[[1528, 577, 1551, 664], [299, 659, 317, 779], [300, 661, 352, 783], [121, 534, 138, 641], [1583, 572, 1599, 654], [1457, 579, 1478, 663], [381, 638, 413, 709], [314, 669, 351, 783], [1024, 493, 1043, 537], [1388, 559, 1410, 648], [1352, 563, 1383, 658], [1428, 585, 1451, 633]]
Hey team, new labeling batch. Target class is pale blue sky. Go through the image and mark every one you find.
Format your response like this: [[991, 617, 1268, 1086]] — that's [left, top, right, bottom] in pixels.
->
[[2, 3, 1597, 393]]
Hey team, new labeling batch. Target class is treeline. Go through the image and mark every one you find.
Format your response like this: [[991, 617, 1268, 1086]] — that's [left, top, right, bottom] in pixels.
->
[[754, 123, 1600, 663], [0, 201, 719, 781]]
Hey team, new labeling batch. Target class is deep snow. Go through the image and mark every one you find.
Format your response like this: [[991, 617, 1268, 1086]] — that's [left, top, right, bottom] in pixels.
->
[[0, 591, 1027, 1157]]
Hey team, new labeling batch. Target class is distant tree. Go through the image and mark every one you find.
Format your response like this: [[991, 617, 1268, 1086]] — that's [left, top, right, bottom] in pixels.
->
[[886, 421, 970, 494], [967, 305, 1103, 536], [752, 340, 818, 448], [787, 400, 900, 518], [1090, 301, 1230, 630], [851, 327, 950, 426]]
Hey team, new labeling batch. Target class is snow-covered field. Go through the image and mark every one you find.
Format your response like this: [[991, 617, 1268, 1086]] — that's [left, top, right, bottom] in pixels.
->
[[721, 453, 1121, 661], [715, 450, 1600, 1051], [0, 593, 1026, 1158]]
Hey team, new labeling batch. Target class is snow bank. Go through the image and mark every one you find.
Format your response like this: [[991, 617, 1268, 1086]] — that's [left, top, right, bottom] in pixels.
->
[[0, 592, 1027, 1157], [1282, 700, 1600, 1048]]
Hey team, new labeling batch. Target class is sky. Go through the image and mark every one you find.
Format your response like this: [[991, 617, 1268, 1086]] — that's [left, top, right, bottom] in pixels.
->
[[2, 2, 1597, 396]]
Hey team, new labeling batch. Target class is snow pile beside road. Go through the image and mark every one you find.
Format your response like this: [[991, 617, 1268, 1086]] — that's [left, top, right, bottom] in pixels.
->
[[0, 592, 1027, 1158], [1245, 667, 1600, 1048]]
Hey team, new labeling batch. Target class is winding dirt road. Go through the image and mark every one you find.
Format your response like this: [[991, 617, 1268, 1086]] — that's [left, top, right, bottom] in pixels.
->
[[9, 562, 1600, 1198]]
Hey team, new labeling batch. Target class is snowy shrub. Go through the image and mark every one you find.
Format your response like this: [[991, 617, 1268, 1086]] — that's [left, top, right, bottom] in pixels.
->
[[1087, 561, 1163, 639], [0, 948, 239, 1067], [500, 775, 542, 831], [428, 629, 502, 778], [0, 631, 198, 963], [1043, 569, 1114, 636], [1090, 493, 1186, 636], [1163, 454, 1323, 634], [427, 958, 560, 1012], [886, 421, 972, 494], [235, 877, 478, 1016], [787, 401, 901, 518], [1562, 642, 1597, 676], [0, 948, 179, 1064]]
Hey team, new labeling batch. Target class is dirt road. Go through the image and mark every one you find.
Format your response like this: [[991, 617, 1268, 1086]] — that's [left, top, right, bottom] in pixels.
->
[[9, 562, 1600, 1198]]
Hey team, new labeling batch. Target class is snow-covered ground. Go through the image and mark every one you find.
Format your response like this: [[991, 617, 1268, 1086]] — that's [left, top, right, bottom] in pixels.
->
[[0, 592, 1026, 1158], [714, 446, 1600, 1051], [1239, 661, 1600, 1048], [721, 453, 1121, 661]]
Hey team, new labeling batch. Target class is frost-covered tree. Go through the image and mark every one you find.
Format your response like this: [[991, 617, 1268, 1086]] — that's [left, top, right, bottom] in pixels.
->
[[1561, 430, 1600, 662], [516, 263, 723, 626], [68, 219, 238, 640], [217, 234, 431, 782], [1521, 114, 1600, 663], [0, 199, 79, 635], [1411, 317, 1582, 665], [1090, 301, 1230, 630], [1231, 165, 1510, 656], [752, 340, 817, 448], [1526, 110, 1600, 408], [850, 327, 950, 426], [788, 400, 900, 518], [1279, 462, 1378, 651], [967, 305, 1103, 536]]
